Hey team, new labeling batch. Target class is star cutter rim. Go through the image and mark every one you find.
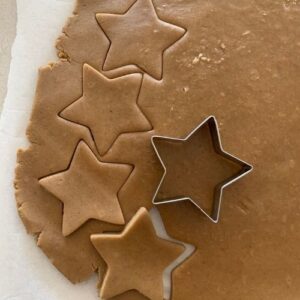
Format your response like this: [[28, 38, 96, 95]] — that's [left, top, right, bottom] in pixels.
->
[[151, 115, 253, 223]]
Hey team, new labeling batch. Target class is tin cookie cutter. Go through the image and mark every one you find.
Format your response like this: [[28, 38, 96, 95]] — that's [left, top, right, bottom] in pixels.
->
[[151, 115, 253, 223]]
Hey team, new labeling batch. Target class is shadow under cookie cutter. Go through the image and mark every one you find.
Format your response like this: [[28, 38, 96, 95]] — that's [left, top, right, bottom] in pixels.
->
[[151, 115, 253, 223]]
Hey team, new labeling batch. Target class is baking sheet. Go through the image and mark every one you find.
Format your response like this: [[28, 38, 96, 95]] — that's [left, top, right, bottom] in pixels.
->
[[0, 1, 99, 299]]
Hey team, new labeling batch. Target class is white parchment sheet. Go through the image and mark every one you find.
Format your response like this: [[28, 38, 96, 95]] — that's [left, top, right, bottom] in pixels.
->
[[0, 1, 98, 299]]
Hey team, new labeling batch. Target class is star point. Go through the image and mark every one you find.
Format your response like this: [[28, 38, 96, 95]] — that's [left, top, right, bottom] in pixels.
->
[[96, 0, 186, 79]]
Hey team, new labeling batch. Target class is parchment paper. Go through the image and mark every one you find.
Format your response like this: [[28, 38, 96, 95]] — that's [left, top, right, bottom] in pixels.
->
[[0, 1, 99, 299]]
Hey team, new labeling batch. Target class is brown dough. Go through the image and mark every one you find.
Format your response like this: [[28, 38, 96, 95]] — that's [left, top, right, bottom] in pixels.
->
[[15, 0, 300, 299], [91, 208, 184, 300], [14, 62, 118, 284], [61, 64, 151, 155], [39, 141, 132, 236], [96, 0, 186, 80]]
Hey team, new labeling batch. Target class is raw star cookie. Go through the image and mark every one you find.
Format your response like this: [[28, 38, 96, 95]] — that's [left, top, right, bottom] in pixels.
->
[[15, 0, 300, 299], [91, 208, 184, 300], [39, 141, 132, 236]]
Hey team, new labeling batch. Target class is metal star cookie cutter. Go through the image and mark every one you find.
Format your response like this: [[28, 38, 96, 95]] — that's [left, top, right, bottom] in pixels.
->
[[151, 115, 253, 223]]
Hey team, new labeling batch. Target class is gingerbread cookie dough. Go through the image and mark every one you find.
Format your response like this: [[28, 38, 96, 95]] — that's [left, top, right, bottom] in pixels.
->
[[15, 0, 300, 299], [39, 141, 132, 236], [91, 208, 184, 300]]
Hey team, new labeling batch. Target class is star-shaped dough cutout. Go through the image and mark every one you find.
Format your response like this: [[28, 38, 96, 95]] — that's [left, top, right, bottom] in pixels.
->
[[39, 141, 132, 236], [91, 207, 184, 300], [96, 0, 186, 80], [60, 64, 152, 156], [152, 116, 253, 223]]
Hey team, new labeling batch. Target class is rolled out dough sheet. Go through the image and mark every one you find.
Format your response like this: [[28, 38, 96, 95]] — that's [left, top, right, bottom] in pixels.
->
[[0, 1, 98, 299]]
